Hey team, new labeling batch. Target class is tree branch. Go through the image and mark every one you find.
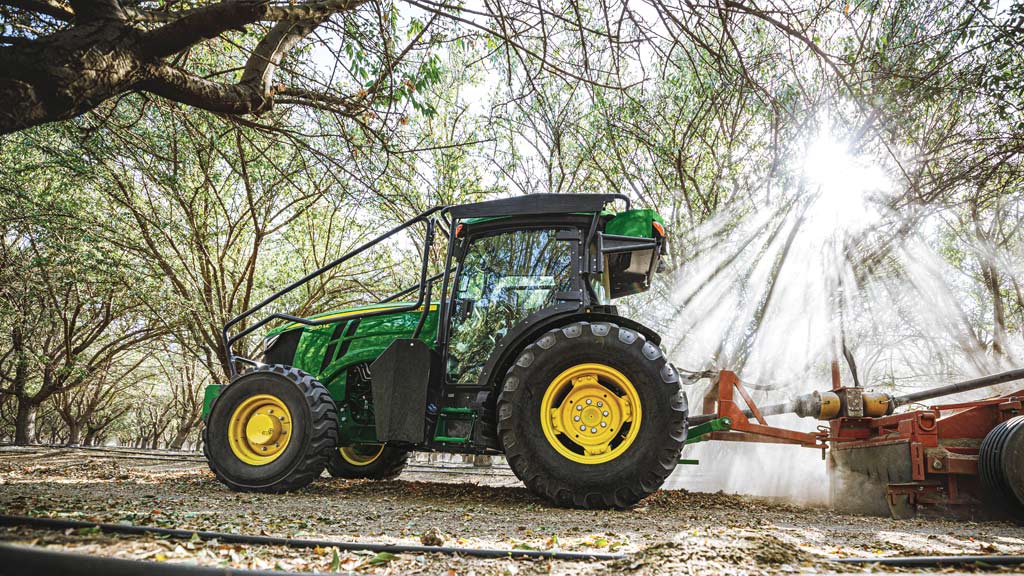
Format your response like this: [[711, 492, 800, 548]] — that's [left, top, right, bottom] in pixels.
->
[[68, 0, 123, 22], [140, 64, 270, 114], [1, 0, 73, 21], [240, 16, 327, 96], [141, 0, 273, 58], [141, 0, 367, 59]]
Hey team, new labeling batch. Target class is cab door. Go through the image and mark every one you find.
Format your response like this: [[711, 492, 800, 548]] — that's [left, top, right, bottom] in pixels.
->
[[445, 228, 579, 386]]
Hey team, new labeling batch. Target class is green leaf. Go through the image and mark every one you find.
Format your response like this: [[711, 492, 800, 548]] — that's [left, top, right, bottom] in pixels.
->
[[367, 552, 396, 565]]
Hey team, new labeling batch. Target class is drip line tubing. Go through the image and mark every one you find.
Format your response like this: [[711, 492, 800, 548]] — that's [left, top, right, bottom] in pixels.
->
[[0, 543, 325, 576], [835, 554, 1024, 566], [0, 515, 625, 562], [3, 515, 1022, 570]]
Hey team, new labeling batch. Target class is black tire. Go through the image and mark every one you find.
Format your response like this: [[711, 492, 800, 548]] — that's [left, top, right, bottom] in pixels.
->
[[496, 321, 688, 509], [203, 364, 339, 492], [326, 444, 410, 480], [979, 415, 1024, 521]]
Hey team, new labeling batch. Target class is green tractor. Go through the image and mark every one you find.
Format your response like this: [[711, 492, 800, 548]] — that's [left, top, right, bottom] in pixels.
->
[[203, 194, 688, 508]]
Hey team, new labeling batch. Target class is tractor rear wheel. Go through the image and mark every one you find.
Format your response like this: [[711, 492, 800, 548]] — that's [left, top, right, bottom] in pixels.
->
[[204, 364, 338, 492], [979, 415, 1024, 521], [326, 443, 409, 480], [497, 321, 688, 509]]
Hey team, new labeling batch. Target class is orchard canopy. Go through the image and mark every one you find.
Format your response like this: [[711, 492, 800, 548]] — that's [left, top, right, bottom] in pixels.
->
[[1, 0, 1022, 445]]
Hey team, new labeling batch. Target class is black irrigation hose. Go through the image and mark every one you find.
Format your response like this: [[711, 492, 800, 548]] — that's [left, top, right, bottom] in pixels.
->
[[50, 446, 207, 461], [0, 543, 327, 576], [3, 452, 207, 465], [2, 446, 515, 469], [3, 447, 518, 476], [5, 515, 1023, 570], [0, 515, 626, 562], [835, 554, 1024, 567], [0, 446, 207, 464]]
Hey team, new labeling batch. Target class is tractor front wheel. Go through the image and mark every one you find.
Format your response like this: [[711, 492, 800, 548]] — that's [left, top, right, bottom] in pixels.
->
[[326, 443, 409, 480], [497, 322, 688, 509], [204, 364, 338, 492]]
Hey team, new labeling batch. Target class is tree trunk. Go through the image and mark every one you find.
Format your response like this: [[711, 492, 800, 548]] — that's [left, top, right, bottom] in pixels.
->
[[168, 426, 191, 451], [10, 326, 34, 445], [14, 398, 35, 445], [66, 422, 81, 446], [983, 262, 1011, 359]]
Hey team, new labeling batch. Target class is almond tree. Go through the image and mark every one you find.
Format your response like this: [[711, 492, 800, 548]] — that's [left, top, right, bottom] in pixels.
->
[[161, 352, 208, 450], [0, 0, 884, 136], [0, 137, 166, 444], [53, 357, 140, 445]]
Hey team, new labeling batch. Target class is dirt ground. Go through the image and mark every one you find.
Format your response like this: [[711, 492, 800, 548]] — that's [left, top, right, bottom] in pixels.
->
[[1, 446, 1022, 575]]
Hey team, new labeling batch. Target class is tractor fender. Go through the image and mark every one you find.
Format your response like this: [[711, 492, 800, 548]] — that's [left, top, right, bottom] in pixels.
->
[[475, 305, 664, 393]]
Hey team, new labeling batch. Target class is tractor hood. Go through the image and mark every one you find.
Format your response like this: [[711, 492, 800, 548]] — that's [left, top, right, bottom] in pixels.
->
[[267, 302, 429, 336]]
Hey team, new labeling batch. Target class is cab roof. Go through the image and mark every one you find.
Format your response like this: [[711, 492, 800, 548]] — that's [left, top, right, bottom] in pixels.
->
[[447, 193, 629, 220]]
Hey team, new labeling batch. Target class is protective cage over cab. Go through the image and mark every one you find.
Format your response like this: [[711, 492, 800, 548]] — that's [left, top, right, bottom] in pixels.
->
[[202, 194, 688, 508]]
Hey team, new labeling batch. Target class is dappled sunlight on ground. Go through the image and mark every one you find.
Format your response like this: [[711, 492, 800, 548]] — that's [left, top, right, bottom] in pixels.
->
[[1, 447, 1022, 575]]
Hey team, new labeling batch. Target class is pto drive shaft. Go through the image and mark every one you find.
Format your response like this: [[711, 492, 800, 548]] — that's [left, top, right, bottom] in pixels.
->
[[692, 368, 1024, 425]]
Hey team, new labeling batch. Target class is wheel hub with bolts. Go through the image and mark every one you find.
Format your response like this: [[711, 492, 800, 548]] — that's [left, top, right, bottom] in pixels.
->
[[542, 363, 641, 464], [228, 394, 292, 465]]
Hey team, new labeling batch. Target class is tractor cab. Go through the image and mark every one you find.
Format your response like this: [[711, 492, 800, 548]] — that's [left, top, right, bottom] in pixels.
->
[[204, 194, 686, 509], [443, 202, 666, 388]]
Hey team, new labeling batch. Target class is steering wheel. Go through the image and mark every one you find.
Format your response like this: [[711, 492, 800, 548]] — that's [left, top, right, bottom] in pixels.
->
[[495, 299, 517, 318]]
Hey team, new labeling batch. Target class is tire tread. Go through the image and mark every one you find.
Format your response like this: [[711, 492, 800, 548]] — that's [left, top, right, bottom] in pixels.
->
[[496, 321, 687, 509], [204, 364, 339, 493]]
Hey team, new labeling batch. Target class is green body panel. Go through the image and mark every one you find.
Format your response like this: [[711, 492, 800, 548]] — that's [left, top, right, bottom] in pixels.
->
[[202, 303, 439, 445], [301, 304, 439, 444], [605, 209, 664, 238], [202, 384, 221, 421]]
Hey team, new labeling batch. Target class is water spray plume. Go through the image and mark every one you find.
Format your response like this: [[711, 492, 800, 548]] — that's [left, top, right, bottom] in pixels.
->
[[635, 126, 1023, 501]]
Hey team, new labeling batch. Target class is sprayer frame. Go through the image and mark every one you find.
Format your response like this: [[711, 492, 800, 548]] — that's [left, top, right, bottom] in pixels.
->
[[690, 368, 1024, 518]]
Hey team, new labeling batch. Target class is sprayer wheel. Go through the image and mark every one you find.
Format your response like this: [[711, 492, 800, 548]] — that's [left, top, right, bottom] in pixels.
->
[[326, 444, 409, 479], [979, 415, 1024, 521], [497, 321, 688, 509], [204, 364, 338, 492]]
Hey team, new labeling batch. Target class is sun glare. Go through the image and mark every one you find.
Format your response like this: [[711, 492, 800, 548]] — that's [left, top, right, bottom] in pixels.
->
[[801, 129, 889, 238]]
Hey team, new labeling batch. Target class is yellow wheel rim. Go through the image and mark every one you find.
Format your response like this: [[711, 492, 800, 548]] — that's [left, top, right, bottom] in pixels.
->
[[540, 363, 642, 465], [339, 443, 386, 466], [228, 394, 292, 465]]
